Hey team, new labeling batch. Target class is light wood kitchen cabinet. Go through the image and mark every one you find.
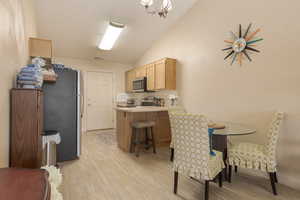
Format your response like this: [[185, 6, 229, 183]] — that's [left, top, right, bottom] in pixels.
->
[[125, 57, 176, 92], [154, 58, 176, 90], [29, 38, 52, 58], [135, 66, 147, 78], [116, 110, 171, 152], [125, 70, 136, 92], [146, 64, 155, 91], [155, 60, 166, 90], [155, 111, 171, 143]]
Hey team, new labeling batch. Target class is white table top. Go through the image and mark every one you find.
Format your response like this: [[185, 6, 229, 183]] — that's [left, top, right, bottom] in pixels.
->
[[212, 122, 256, 136]]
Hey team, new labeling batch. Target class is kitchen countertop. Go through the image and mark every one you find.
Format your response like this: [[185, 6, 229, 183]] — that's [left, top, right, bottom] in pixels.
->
[[115, 106, 169, 113]]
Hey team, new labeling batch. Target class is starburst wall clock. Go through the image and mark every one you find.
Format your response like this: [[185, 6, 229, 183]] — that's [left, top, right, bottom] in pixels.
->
[[222, 23, 263, 66]]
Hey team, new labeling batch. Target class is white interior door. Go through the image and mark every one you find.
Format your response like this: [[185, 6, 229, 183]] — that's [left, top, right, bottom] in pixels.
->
[[86, 71, 114, 131]]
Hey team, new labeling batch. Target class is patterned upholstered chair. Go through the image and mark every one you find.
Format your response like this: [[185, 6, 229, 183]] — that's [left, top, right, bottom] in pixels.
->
[[228, 111, 284, 195], [168, 107, 186, 161], [169, 113, 225, 200]]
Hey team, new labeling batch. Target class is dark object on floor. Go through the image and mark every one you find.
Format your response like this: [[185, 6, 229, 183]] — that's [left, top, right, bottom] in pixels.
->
[[131, 121, 156, 157], [0, 168, 50, 200], [10, 89, 43, 168]]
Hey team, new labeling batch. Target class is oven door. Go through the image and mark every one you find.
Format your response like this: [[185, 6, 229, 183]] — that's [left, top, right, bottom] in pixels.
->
[[133, 77, 146, 92]]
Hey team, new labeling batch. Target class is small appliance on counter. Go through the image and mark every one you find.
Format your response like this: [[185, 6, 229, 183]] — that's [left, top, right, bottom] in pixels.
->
[[141, 96, 155, 106], [125, 98, 136, 107], [154, 97, 165, 107], [116, 93, 136, 107], [141, 96, 165, 107]]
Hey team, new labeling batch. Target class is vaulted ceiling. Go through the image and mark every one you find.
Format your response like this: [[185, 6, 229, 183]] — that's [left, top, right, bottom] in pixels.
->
[[35, 0, 197, 64]]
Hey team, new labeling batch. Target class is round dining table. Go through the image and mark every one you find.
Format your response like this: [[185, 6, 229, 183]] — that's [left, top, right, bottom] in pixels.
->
[[211, 122, 256, 181]]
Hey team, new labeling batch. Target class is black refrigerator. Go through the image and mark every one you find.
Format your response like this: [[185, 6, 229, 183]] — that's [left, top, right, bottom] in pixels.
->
[[43, 68, 81, 162]]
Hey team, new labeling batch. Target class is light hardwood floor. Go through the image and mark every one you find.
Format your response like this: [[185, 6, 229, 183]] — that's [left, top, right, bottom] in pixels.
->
[[60, 131, 300, 200]]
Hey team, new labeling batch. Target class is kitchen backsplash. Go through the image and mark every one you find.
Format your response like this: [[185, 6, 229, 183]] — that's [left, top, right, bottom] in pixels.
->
[[128, 90, 181, 107]]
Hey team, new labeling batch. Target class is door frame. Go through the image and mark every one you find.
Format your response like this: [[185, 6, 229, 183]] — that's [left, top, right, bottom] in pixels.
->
[[84, 70, 116, 132]]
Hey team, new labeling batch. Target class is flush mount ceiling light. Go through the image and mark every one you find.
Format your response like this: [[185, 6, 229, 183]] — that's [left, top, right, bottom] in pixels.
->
[[98, 21, 125, 50], [140, 0, 173, 18]]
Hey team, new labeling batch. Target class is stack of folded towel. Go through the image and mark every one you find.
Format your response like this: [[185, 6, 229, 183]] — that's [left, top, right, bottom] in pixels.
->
[[17, 64, 43, 89]]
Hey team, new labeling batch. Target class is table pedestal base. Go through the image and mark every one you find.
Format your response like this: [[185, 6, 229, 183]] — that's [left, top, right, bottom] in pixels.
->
[[212, 135, 228, 181]]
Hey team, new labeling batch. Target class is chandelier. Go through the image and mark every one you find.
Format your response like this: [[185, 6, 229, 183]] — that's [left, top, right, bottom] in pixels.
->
[[140, 0, 173, 18]]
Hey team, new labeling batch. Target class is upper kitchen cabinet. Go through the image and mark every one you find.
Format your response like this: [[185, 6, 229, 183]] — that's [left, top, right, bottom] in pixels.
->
[[125, 69, 136, 92], [135, 66, 147, 78], [146, 63, 155, 91], [125, 58, 176, 93], [29, 38, 52, 58], [154, 58, 176, 90]]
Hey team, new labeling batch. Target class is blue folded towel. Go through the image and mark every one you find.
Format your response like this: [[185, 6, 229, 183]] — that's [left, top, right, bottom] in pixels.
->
[[18, 74, 38, 79], [18, 80, 39, 85], [27, 64, 36, 68], [22, 85, 37, 89], [18, 76, 38, 81], [21, 68, 37, 73]]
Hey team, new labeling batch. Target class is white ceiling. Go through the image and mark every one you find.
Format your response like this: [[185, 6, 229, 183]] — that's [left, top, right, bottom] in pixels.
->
[[35, 0, 198, 64]]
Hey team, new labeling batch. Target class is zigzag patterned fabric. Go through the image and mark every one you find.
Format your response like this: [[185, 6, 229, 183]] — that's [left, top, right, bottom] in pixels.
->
[[228, 111, 284, 172], [168, 107, 186, 149], [169, 113, 225, 180]]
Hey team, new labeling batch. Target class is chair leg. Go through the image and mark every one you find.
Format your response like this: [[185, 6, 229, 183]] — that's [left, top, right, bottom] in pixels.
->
[[145, 128, 149, 150], [174, 171, 178, 194], [135, 129, 140, 157], [205, 180, 209, 200], [228, 165, 232, 183], [274, 172, 278, 183], [130, 128, 135, 153], [170, 148, 174, 162], [235, 166, 238, 173], [218, 172, 223, 188], [269, 172, 278, 195], [150, 127, 156, 154]]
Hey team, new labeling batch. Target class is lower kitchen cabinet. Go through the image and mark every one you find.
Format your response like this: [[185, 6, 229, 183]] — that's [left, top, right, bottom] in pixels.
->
[[116, 110, 171, 152]]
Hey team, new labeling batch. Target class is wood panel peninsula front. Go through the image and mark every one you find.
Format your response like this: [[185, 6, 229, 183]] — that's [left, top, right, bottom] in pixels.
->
[[115, 106, 171, 152]]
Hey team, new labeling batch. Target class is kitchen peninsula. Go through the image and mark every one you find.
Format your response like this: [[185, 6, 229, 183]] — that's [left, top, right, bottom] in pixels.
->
[[115, 106, 171, 152]]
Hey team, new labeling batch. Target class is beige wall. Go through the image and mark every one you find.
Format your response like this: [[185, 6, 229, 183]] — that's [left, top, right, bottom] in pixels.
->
[[0, 0, 37, 167], [135, 0, 300, 190], [53, 57, 131, 131]]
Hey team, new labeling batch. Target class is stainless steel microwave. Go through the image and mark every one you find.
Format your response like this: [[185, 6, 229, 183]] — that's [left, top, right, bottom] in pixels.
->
[[133, 77, 147, 93]]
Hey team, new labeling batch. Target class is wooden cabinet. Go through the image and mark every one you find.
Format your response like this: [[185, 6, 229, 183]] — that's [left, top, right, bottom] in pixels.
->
[[154, 60, 166, 90], [125, 70, 136, 92], [116, 110, 171, 152], [146, 64, 155, 91], [125, 58, 176, 92], [135, 67, 147, 78], [29, 38, 52, 58], [154, 58, 176, 90], [10, 89, 43, 168], [155, 111, 171, 143]]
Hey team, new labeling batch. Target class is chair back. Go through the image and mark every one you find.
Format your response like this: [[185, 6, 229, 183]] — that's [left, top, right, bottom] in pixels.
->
[[168, 107, 186, 148], [266, 111, 284, 160], [169, 113, 211, 178]]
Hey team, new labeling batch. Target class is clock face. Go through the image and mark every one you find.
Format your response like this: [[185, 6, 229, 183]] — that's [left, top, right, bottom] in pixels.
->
[[222, 23, 263, 66], [232, 38, 246, 53]]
